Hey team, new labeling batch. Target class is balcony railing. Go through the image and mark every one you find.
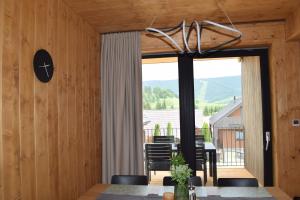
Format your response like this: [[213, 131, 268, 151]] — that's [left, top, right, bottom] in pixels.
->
[[143, 127, 245, 167]]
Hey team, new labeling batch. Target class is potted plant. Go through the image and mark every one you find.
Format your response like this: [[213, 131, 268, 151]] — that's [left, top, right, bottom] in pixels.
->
[[170, 153, 192, 200]]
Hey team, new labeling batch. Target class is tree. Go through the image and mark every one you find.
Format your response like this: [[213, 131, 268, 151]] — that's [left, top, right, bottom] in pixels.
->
[[202, 122, 212, 142], [144, 102, 151, 110], [155, 102, 162, 109], [162, 100, 167, 109], [154, 124, 161, 136], [167, 122, 173, 136]]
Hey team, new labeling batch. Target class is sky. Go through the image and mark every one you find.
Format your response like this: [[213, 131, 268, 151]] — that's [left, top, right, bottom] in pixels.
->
[[142, 58, 241, 81]]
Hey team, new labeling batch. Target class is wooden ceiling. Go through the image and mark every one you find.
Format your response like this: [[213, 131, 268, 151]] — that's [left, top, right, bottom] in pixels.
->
[[64, 0, 300, 33]]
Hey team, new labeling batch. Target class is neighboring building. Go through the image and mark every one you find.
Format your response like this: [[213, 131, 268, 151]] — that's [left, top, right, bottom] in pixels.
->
[[143, 109, 208, 143], [209, 98, 244, 150]]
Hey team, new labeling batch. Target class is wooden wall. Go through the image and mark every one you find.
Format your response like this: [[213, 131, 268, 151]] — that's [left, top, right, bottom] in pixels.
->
[[242, 57, 264, 185], [141, 21, 300, 197], [0, 0, 101, 199]]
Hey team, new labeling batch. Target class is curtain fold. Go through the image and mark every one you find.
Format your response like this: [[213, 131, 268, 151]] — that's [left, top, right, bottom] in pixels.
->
[[101, 32, 144, 183]]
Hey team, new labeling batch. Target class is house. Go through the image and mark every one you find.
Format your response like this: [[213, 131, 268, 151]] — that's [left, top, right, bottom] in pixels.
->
[[209, 98, 243, 149], [1, 0, 300, 199]]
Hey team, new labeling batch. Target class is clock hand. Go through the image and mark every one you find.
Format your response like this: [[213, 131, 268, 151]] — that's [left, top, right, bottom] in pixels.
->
[[39, 62, 50, 78]]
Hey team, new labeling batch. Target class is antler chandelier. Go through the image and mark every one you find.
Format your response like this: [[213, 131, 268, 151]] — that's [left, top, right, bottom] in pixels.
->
[[145, 20, 242, 54]]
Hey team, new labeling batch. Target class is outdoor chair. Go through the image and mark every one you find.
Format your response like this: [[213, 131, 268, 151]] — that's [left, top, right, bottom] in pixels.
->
[[217, 178, 259, 187], [196, 143, 207, 185], [163, 176, 202, 186], [145, 143, 172, 181], [153, 136, 174, 143], [195, 135, 205, 143], [111, 175, 148, 185]]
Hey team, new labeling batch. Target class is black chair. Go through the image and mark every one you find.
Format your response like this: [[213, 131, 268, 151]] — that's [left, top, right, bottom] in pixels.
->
[[153, 136, 174, 143], [163, 176, 202, 186], [111, 175, 148, 185], [196, 143, 207, 185], [188, 176, 202, 186], [163, 176, 176, 186], [217, 178, 259, 187], [145, 143, 172, 181], [195, 135, 205, 143]]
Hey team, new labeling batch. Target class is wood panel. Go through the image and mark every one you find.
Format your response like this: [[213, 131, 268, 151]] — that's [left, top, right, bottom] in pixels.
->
[[286, 6, 300, 41], [63, 0, 300, 33], [0, 0, 101, 199], [0, 0, 4, 199], [242, 56, 264, 185], [141, 21, 300, 197]]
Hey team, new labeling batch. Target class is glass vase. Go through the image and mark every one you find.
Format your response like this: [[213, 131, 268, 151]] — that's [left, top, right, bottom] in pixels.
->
[[174, 184, 188, 200]]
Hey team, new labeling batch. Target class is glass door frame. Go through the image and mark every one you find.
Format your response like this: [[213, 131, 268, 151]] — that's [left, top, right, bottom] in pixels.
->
[[142, 47, 273, 186]]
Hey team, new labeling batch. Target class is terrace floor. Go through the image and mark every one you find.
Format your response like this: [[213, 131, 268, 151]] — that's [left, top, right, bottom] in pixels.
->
[[149, 167, 255, 186]]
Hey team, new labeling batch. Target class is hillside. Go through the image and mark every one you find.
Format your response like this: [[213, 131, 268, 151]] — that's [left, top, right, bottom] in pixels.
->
[[143, 76, 241, 104]]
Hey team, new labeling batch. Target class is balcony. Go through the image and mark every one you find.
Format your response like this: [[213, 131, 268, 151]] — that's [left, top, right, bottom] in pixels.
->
[[143, 127, 245, 167]]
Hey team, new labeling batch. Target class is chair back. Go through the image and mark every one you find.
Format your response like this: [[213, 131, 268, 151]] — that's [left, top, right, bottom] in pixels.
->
[[145, 143, 172, 171], [217, 178, 259, 187], [195, 135, 205, 143], [163, 176, 176, 186], [188, 176, 202, 186], [153, 136, 174, 143], [145, 143, 172, 161], [163, 176, 202, 186], [196, 143, 205, 161], [111, 175, 148, 185]]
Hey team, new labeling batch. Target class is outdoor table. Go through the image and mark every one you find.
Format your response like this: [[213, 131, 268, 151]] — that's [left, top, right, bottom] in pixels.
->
[[145, 142, 218, 186]]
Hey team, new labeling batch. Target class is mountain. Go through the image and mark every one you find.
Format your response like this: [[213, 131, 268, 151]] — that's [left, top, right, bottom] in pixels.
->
[[143, 76, 241, 103]]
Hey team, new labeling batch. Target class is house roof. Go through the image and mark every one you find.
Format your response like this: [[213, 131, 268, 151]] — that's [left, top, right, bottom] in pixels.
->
[[143, 109, 207, 130], [209, 98, 242, 126]]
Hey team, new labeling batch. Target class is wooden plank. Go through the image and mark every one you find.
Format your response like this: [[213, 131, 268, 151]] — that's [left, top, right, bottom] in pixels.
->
[[47, 0, 59, 199], [82, 22, 90, 190], [63, 0, 300, 33], [2, 0, 21, 199], [286, 7, 300, 41], [67, 11, 78, 199], [19, 0, 36, 199], [34, 0, 50, 199], [57, 2, 70, 199], [0, 0, 4, 198], [76, 18, 86, 196], [242, 56, 264, 185], [96, 35, 101, 183]]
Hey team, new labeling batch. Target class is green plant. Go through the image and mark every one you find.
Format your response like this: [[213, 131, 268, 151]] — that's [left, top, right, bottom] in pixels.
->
[[202, 122, 212, 142], [171, 164, 192, 186], [154, 124, 161, 136], [167, 122, 173, 136], [171, 153, 185, 166], [170, 154, 192, 186]]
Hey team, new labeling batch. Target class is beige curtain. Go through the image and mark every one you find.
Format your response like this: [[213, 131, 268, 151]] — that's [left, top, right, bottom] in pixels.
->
[[101, 32, 144, 183]]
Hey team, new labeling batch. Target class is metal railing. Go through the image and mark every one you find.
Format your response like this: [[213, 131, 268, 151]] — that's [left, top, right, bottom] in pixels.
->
[[214, 127, 245, 167], [143, 127, 245, 167]]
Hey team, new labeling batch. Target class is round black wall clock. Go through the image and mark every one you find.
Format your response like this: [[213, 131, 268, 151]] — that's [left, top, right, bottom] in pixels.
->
[[33, 49, 54, 83]]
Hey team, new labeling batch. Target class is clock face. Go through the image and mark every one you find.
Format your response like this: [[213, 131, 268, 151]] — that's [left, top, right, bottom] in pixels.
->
[[33, 49, 54, 83]]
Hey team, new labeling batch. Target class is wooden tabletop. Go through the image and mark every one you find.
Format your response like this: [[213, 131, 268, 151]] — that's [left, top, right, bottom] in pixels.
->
[[78, 184, 292, 200]]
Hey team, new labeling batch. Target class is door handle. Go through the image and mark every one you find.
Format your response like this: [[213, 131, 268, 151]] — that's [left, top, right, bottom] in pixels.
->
[[265, 131, 270, 151]]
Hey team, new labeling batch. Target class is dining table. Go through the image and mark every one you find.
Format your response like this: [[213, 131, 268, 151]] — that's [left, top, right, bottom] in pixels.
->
[[78, 184, 292, 200]]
